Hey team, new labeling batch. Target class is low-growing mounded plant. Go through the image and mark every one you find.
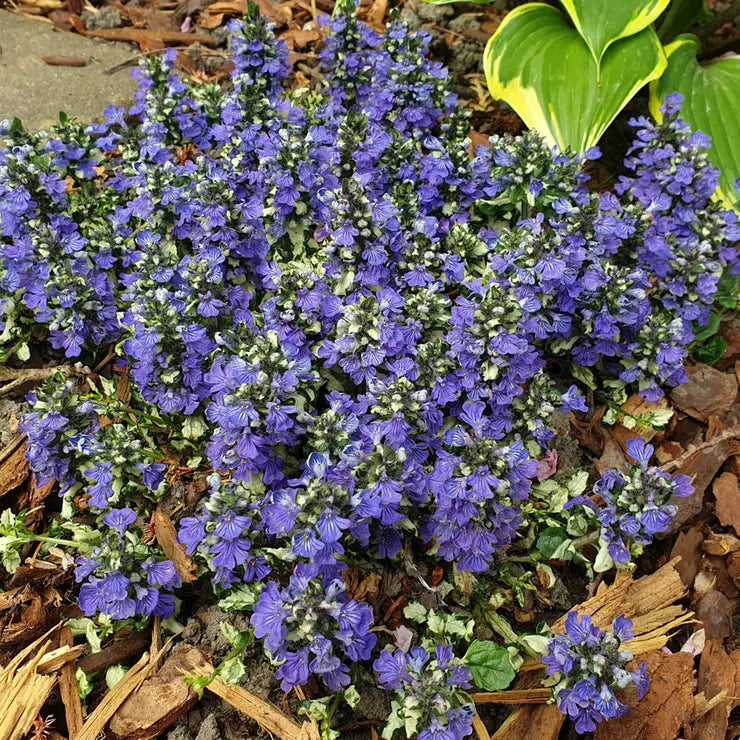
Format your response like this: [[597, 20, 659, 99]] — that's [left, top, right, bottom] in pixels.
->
[[0, 1, 737, 735]]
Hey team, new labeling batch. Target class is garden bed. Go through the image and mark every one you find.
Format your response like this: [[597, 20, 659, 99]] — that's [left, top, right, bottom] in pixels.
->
[[1, 1, 740, 739]]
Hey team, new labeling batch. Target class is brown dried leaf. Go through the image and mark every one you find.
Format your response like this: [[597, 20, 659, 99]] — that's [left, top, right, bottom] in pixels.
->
[[694, 639, 736, 740], [713, 472, 740, 536], [696, 590, 734, 640], [153, 508, 198, 583], [611, 394, 670, 451], [594, 651, 694, 740], [669, 437, 740, 532], [670, 364, 738, 422], [280, 29, 321, 50], [655, 440, 684, 464], [728, 551, 740, 588], [352, 573, 381, 603], [594, 429, 628, 476], [366, 0, 387, 30], [670, 524, 704, 587], [198, 12, 223, 28], [703, 531, 740, 556]]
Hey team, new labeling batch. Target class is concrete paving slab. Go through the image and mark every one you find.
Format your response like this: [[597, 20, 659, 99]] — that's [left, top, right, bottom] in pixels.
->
[[0, 10, 138, 130]]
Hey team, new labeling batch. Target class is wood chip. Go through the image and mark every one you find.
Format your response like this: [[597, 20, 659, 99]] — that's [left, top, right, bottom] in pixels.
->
[[694, 639, 736, 739], [153, 507, 198, 583], [36, 643, 85, 673], [490, 560, 689, 739], [473, 712, 491, 740], [108, 645, 207, 740], [0, 443, 29, 498], [713, 472, 740, 536], [0, 631, 63, 740], [78, 630, 151, 674], [594, 651, 694, 740], [670, 363, 738, 422], [59, 626, 84, 739], [42, 56, 87, 67], [76, 653, 152, 740]]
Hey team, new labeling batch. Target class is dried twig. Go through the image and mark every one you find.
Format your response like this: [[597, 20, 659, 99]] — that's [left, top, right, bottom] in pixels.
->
[[661, 424, 740, 473]]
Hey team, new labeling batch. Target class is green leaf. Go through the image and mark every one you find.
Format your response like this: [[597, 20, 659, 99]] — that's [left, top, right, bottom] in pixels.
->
[[218, 655, 247, 684], [716, 271, 740, 309], [536, 526, 570, 559], [105, 664, 129, 690], [594, 539, 616, 572], [76, 667, 93, 702], [484, 4, 666, 152], [692, 311, 721, 342], [559, 0, 670, 75], [463, 640, 516, 691], [694, 335, 727, 365], [649, 35, 740, 210], [658, 0, 711, 42]]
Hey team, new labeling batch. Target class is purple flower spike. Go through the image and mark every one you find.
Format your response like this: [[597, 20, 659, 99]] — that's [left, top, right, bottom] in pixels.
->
[[545, 612, 648, 731], [374, 643, 473, 739]]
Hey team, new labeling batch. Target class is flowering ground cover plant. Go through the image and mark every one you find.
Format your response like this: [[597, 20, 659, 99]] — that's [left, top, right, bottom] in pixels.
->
[[0, 1, 738, 737]]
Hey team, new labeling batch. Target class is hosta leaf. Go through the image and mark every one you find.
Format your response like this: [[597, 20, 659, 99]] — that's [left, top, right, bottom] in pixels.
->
[[559, 0, 670, 74], [484, 4, 666, 152], [649, 35, 740, 209], [658, 0, 711, 42]]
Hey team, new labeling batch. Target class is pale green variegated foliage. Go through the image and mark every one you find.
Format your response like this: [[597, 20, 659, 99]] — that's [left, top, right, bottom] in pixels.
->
[[484, 4, 666, 152], [559, 0, 669, 76], [650, 35, 740, 209]]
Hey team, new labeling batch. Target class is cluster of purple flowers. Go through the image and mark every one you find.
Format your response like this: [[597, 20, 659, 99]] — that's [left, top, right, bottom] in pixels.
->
[[568, 437, 694, 563], [543, 612, 649, 733], [374, 643, 474, 739], [76, 507, 180, 619], [21, 375, 168, 509], [0, 118, 119, 359], [251, 565, 376, 691], [178, 473, 270, 588]]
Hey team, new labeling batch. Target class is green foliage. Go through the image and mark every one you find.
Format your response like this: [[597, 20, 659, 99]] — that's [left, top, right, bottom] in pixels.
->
[[463, 640, 516, 690]]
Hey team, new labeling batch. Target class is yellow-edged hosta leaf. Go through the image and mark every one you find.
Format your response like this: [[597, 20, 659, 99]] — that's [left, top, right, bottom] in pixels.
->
[[649, 35, 740, 210], [484, 4, 666, 153], [559, 0, 670, 74]]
